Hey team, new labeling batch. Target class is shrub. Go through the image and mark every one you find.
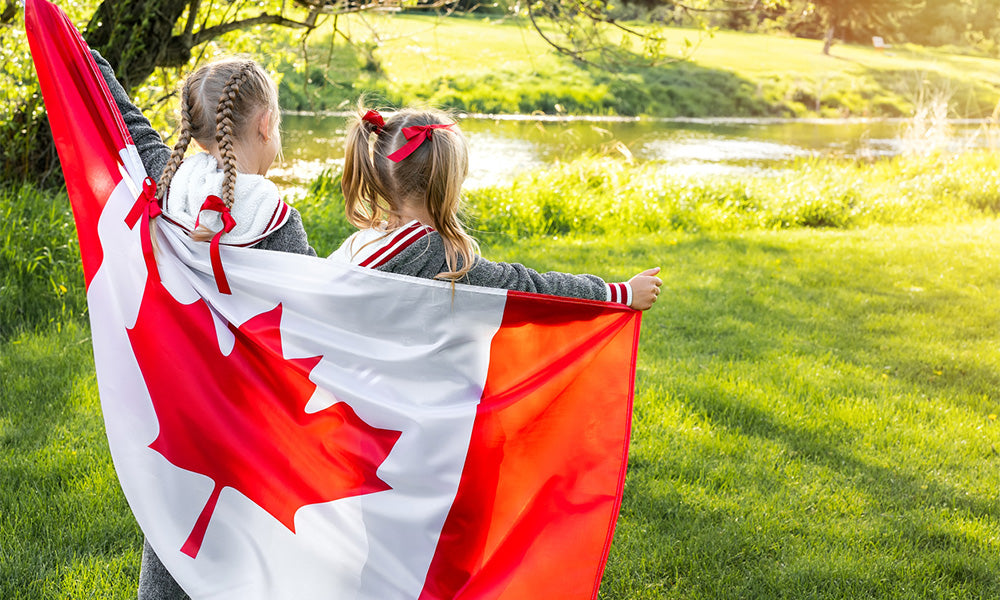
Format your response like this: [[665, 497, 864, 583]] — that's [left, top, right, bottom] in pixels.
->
[[293, 170, 355, 256]]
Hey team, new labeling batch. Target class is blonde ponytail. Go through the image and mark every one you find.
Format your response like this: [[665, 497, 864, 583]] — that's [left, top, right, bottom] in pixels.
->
[[342, 102, 398, 230], [344, 104, 479, 281]]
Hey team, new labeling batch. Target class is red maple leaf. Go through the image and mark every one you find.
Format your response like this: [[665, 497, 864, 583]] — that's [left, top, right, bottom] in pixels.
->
[[125, 277, 401, 558]]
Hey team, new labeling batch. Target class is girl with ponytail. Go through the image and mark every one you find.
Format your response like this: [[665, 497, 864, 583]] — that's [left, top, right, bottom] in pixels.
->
[[331, 103, 663, 310]]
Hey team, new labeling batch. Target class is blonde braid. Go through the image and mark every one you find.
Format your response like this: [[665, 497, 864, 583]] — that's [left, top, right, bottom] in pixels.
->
[[156, 79, 195, 202], [215, 63, 253, 210]]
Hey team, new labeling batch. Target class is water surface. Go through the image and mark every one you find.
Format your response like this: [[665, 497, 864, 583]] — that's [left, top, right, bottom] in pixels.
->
[[271, 113, 999, 193]]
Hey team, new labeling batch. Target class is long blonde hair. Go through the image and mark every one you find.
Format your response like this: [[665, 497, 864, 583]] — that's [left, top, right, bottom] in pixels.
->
[[157, 58, 280, 239], [342, 103, 479, 281]]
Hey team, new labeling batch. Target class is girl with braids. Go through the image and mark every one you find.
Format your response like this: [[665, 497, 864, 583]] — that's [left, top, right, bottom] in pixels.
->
[[91, 51, 314, 599], [330, 105, 663, 310], [154, 57, 313, 268], [93, 52, 315, 259]]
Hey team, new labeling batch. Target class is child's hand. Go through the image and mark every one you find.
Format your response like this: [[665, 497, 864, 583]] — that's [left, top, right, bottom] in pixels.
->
[[628, 267, 662, 311]]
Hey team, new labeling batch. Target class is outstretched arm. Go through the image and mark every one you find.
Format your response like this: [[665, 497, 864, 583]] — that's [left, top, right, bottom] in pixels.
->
[[90, 49, 170, 181], [466, 255, 649, 306]]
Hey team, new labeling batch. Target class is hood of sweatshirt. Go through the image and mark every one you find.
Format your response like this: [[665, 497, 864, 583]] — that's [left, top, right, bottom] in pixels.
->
[[162, 152, 289, 246]]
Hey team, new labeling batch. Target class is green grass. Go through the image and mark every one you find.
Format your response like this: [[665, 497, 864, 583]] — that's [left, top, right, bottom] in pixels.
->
[[0, 320, 141, 599], [273, 14, 1000, 118], [5, 149, 1000, 597], [476, 150, 1000, 234], [490, 222, 1000, 599], [4, 219, 1000, 598], [293, 151, 1000, 253], [0, 184, 86, 340]]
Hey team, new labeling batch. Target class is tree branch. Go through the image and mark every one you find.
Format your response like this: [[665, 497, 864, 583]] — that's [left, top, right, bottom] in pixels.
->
[[672, 0, 762, 12], [525, 0, 598, 66], [1, 0, 19, 25], [183, 0, 201, 40], [294, 0, 457, 15], [191, 11, 317, 45]]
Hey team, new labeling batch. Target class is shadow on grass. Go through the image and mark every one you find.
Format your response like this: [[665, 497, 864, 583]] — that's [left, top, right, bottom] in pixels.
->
[[584, 60, 781, 118]]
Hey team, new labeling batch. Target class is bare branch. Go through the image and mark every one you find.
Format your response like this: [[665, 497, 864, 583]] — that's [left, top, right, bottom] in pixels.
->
[[525, 0, 598, 66], [673, 0, 763, 12], [294, 0, 458, 15], [190, 11, 317, 45]]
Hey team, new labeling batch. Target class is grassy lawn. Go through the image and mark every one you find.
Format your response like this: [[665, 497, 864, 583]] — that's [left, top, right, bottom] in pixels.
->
[[320, 13, 1000, 86], [275, 13, 1000, 117], [4, 219, 999, 598]]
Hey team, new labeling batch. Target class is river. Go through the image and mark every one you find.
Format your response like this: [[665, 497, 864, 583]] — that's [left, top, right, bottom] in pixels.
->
[[270, 114, 1000, 194]]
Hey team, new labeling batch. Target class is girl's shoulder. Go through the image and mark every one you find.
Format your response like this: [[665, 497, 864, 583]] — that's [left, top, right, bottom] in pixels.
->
[[328, 221, 436, 267]]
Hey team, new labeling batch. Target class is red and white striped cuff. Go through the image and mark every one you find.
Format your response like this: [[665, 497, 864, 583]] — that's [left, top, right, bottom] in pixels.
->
[[606, 282, 632, 306]]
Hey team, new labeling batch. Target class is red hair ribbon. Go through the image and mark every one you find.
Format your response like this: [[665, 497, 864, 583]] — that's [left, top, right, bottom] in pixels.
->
[[387, 123, 455, 163], [362, 110, 385, 133], [196, 195, 237, 295], [124, 177, 162, 282]]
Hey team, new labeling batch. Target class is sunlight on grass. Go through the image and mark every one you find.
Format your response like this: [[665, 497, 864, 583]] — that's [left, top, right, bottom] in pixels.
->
[[0, 322, 140, 599], [481, 220, 1000, 599], [5, 194, 1000, 598], [598, 223, 1000, 599], [271, 13, 1000, 118]]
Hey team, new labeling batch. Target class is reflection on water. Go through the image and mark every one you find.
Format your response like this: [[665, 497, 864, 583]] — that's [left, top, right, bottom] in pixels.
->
[[273, 113, 1000, 195]]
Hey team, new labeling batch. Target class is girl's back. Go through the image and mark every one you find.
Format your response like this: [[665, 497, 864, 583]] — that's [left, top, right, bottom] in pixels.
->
[[333, 105, 661, 310]]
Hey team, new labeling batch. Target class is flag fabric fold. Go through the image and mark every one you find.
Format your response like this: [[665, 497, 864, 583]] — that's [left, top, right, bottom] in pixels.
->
[[26, 1, 642, 598]]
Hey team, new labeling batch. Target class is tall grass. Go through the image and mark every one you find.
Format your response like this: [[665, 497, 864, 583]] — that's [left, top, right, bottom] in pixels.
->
[[0, 184, 85, 340], [462, 151, 1000, 240], [292, 150, 1000, 255]]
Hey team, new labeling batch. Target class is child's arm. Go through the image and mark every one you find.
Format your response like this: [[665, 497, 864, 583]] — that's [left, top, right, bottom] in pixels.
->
[[465, 256, 655, 309], [90, 50, 170, 181], [367, 231, 657, 308]]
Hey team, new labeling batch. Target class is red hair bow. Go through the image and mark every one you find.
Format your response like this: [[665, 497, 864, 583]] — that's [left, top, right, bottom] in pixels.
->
[[196, 195, 237, 295], [387, 123, 455, 162], [362, 110, 385, 133]]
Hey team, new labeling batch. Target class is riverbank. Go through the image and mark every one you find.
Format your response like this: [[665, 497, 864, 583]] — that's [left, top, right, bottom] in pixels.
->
[[274, 14, 1000, 119], [292, 150, 1000, 256], [6, 150, 1000, 340]]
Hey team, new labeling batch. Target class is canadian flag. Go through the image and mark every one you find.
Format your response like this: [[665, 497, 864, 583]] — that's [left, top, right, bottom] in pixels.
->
[[27, 1, 642, 598]]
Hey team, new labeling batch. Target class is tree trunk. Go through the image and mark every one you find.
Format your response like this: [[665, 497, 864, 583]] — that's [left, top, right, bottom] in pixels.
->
[[2, 0, 190, 185], [822, 25, 835, 55], [83, 0, 191, 93]]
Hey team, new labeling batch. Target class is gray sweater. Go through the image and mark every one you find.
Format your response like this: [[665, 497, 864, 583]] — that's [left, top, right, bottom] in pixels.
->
[[92, 51, 316, 257], [385, 233, 612, 300], [334, 224, 629, 303]]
